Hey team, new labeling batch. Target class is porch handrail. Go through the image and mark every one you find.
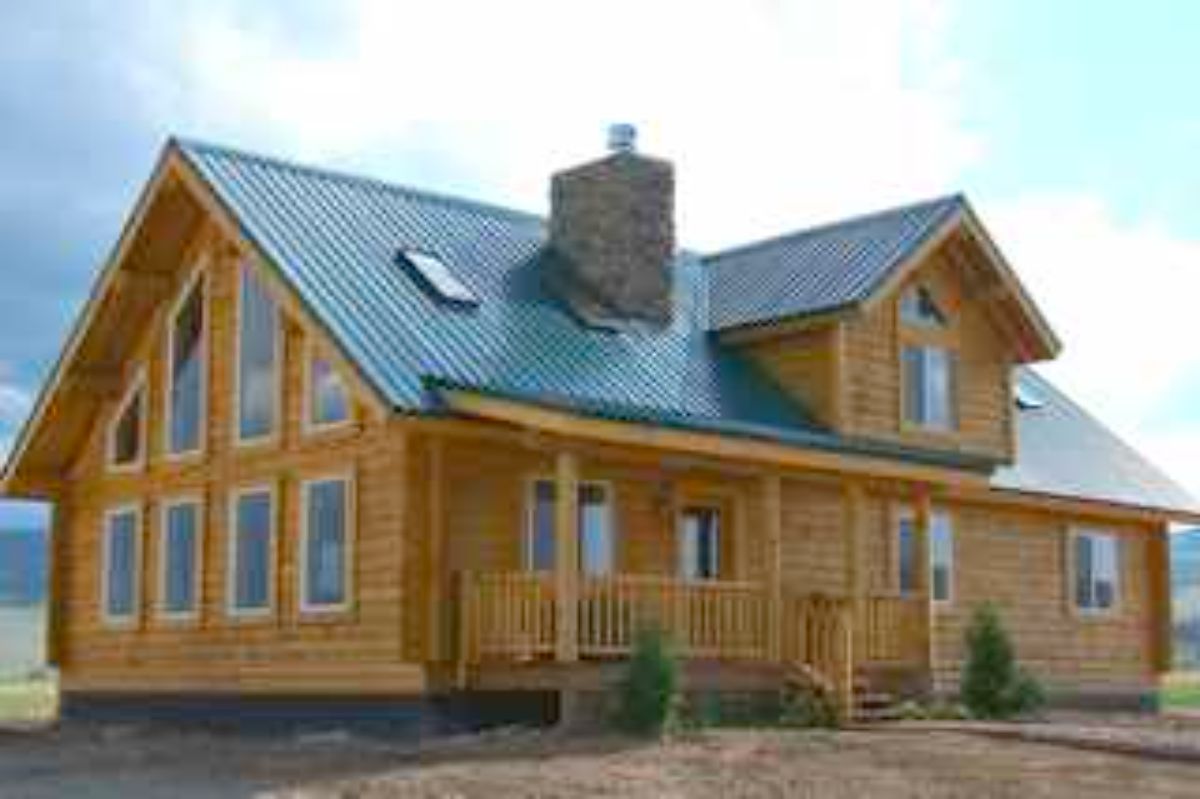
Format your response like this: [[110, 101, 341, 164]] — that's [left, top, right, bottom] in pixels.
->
[[861, 593, 926, 664]]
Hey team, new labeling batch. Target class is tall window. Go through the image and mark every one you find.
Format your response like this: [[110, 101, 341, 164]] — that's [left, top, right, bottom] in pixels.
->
[[301, 476, 353, 612], [679, 507, 721, 581], [160, 499, 201, 619], [526, 479, 613, 575], [307, 350, 350, 430], [167, 272, 206, 455], [236, 264, 279, 443], [107, 372, 146, 470], [102, 506, 140, 624], [897, 508, 953, 603], [1074, 530, 1119, 613], [228, 487, 275, 616], [902, 345, 955, 430]]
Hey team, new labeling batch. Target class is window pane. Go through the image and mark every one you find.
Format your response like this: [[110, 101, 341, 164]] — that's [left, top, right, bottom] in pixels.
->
[[680, 508, 720, 581], [238, 267, 277, 440], [234, 492, 272, 611], [530, 481, 556, 571], [901, 287, 946, 327], [112, 387, 143, 465], [170, 282, 204, 453], [897, 518, 917, 594], [310, 356, 349, 426], [579, 484, 611, 576], [902, 346, 925, 424], [164, 504, 198, 614], [926, 348, 953, 429], [1075, 534, 1094, 609], [306, 480, 348, 607], [931, 514, 953, 602], [1094, 535, 1118, 610], [105, 511, 138, 618]]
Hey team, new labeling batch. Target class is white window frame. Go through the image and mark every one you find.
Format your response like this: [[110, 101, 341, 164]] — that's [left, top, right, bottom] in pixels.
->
[[1070, 527, 1121, 617], [101, 503, 142, 628], [233, 259, 283, 448], [105, 367, 148, 474], [299, 471, 356, 615], [226, 483, 277, 619], [302, 340, 353, 436], [157, 495, 204, 623], [902, 344, 956, 432], [163, 260, 209, 461], [677, 505, 723, 582], [894, 506, 954, 605], [523, 476, 615, 575]]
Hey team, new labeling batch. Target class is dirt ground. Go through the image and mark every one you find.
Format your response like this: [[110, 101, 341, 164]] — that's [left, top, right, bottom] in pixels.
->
[[2, 723, 1199, 799]]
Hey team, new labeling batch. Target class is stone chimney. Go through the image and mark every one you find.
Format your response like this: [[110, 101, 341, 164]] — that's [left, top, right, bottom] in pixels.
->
[[547, 124, 675, 327]]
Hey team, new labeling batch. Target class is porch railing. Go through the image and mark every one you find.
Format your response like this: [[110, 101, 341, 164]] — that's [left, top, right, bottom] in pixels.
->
[[459, 571, 556, 663], [782, 594, 855, 713], [861, 593, 926, 664], [579, 574, 768, 659]]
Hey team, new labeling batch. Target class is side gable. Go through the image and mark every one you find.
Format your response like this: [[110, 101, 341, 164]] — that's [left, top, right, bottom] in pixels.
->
[[1, 144, 387, 498], [707, 196, 1061, 365]]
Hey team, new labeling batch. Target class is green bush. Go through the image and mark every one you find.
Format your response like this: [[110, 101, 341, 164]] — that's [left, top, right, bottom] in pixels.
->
[[617, 626, 679, 736], [961, 603, 1046, 719], [780, 685, 839, 729]]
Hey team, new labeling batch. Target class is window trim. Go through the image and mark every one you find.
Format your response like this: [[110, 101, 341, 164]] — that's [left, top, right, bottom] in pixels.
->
[[523, 476, 615, 574], [301, 339, 353, 437], [105, 367, 148, 474], [677, 504, 723, 582], [1068, 527, 1122, 618], [157, 494, 204, 623], [226, 483, 278, 620], [101, 503, 142, 628], [298, 471, 356, 615], [894, 505, 954, 606], [232, 259, 283, 449], [163, 260, 209, 461]]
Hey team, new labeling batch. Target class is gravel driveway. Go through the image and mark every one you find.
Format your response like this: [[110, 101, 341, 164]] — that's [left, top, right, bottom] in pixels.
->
[[2, 721, 1200, 798]]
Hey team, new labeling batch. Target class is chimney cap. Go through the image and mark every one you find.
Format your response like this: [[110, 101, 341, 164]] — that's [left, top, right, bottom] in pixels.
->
[[607, 123, 637, 154]]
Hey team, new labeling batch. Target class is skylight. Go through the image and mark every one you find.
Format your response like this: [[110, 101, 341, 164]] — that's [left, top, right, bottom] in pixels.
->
[[1014, 381, 1046, 411], [397, 249, 478, 306]]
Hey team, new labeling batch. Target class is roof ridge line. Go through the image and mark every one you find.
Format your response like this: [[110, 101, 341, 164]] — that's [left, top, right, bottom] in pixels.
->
[[700, 192, 966, 265], [171, 135, 546, 226]]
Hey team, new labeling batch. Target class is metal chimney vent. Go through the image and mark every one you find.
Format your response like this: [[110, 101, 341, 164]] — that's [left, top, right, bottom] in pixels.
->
[[607, 123, 637, 154]]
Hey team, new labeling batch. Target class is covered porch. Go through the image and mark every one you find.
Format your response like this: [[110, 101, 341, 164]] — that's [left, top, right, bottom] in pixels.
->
[[418, 431, 940, 712]]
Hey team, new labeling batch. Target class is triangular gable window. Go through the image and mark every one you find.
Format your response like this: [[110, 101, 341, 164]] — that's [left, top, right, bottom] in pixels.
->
[[900, 286, 947, 328], [107, 372, 146, 471]]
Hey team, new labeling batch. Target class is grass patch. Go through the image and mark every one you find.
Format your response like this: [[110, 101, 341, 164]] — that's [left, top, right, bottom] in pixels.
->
[[0, 676, 58, 724]]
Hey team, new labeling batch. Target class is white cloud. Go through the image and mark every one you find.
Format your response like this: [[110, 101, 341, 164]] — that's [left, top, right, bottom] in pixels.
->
[[165, 0, 977, 248], [985, 194, 1200, 497]]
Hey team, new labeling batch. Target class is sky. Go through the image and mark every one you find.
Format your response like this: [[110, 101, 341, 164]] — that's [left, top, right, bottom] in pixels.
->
[[1, 0, 1199, 528]]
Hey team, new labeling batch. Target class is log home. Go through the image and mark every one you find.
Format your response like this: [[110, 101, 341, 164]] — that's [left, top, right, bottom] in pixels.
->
[[3, 127, 1196, 725]]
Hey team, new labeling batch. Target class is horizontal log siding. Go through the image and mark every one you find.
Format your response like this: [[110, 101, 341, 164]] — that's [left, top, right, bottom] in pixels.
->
[[930, 505, 1158, 696], [842, 248, 1013, 461], [57, 230, 415, 694], [744, 327, 839, 429], [778, 479, 847, 596]]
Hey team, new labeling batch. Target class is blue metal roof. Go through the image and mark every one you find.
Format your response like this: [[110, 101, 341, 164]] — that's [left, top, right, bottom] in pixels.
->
[[995, 369, 1200, 514], [177, 139, 1197, 513], [703, 195, 965, 332], [178, 139, 828, 444]]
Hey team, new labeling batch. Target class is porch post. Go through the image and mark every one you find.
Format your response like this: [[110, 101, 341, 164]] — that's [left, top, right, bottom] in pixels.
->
[[426, 436, 446, 662], [843, 481, 867, 657], [554, 450, 580, 662], [913, 487, 934, 684], [762, 474, 783, 662]]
